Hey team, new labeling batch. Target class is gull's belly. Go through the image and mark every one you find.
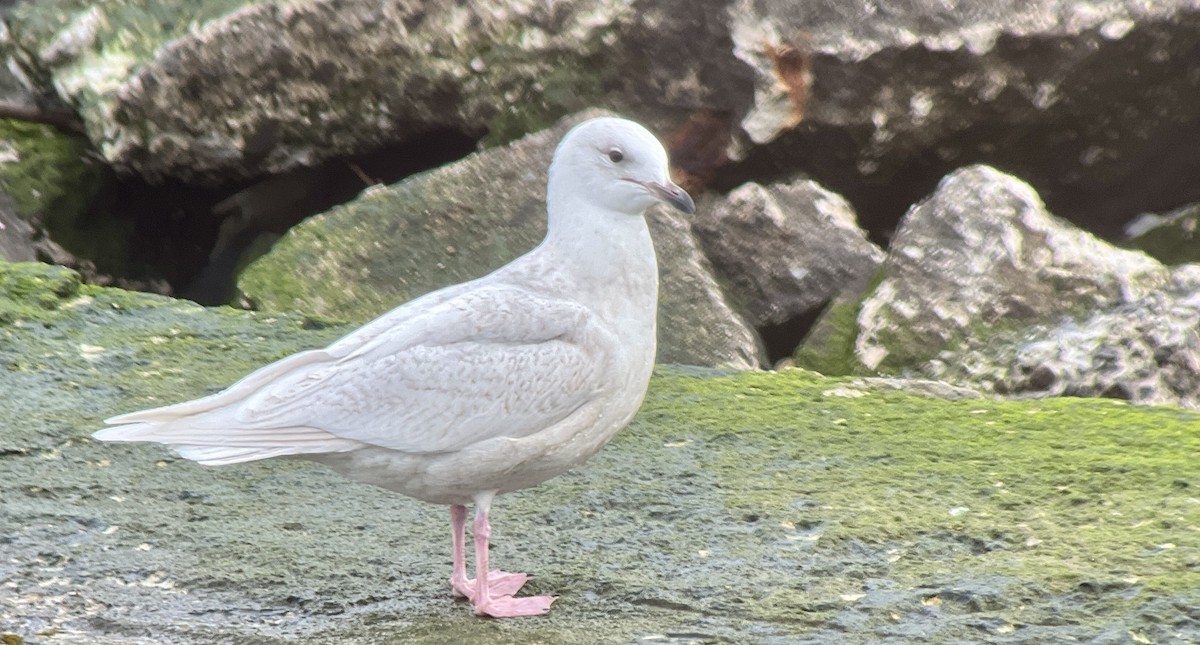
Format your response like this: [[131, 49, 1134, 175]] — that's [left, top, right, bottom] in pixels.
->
[[313, 324, 655, 506], [315, 379, 643, 505]]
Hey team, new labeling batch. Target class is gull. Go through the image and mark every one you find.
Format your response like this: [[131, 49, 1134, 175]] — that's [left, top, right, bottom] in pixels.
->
[[93, 116, 695, 618]]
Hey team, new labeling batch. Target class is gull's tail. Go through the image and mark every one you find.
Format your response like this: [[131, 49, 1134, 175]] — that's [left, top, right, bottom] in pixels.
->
[[94, 347, 363, 465], [94, 400, 361, 466]]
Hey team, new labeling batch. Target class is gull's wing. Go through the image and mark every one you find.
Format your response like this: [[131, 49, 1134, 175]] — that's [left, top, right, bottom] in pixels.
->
[[99, 284, 608, 459], [234, 283, 606, 453]]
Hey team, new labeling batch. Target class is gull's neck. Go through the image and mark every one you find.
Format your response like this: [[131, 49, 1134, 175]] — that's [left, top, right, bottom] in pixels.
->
[[543, 189, 655, 273], [506, 184, 657, 326]]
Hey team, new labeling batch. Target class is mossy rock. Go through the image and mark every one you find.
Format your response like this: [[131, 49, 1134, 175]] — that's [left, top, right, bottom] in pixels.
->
[[2, 259, 1197, 642], [0, 119, 120, 270], [1125, 204, 1200, 266]]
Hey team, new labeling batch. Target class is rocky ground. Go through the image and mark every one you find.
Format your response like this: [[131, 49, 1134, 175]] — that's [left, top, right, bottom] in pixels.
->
[[3, 263, 1199, 644]]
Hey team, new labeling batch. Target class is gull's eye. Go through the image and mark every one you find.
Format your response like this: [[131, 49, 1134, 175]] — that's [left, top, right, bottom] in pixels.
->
[[607, 148, 624, 163]]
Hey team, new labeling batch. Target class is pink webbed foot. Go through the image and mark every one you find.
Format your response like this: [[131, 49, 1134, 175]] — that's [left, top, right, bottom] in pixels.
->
[[473, 593, 556, 618], [451, 570, 528, 600], [456, 500, 557, 618]]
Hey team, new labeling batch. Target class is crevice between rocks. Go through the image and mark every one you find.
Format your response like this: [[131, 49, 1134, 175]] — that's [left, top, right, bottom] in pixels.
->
[[757, 305, 827, 367], [107, 129, 481, 306]]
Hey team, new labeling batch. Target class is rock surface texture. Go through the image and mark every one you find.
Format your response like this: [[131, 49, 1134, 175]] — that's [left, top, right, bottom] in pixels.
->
[[2, 261, 1198, 643], [724, 0, 1200, 236], [4, 0, 674, 183], [929, 267, 1200, 410], [852, 165, 1167, 371], [692, 178, 883, 327], [1125, 202, 1200, 266], [0, 190, 36, 261], [240, 112, 764, 369], [10, 0, 1200, 233]]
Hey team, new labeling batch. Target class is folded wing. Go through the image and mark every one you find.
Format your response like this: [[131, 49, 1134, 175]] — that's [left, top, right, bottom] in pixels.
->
[[95, 284, 606, 463]]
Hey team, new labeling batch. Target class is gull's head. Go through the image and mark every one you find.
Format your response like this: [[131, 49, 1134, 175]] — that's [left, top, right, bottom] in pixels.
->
[[548, 117, 695, 216]]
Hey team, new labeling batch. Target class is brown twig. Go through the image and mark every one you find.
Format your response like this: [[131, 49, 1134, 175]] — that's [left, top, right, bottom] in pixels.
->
[[348, 162, 379, 187], [0, 100, 86, 134]]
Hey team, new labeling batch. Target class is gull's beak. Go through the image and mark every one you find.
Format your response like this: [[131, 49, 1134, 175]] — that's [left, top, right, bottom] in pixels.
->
[[627, 178, 696, 215]]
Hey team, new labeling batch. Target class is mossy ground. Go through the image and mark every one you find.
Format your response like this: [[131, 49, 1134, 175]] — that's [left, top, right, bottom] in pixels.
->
[[2, 261, 1198, 643]]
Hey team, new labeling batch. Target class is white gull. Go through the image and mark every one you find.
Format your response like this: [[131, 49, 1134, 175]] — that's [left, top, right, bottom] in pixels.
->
[[93, 116, 695, 618]]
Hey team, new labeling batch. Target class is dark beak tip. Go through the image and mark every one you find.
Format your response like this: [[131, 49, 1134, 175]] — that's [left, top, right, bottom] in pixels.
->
[[665, 183, 696, 215], [674, 191, 696, 215]]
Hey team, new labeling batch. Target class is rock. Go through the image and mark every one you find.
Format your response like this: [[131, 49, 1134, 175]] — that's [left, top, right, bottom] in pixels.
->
[[856, 165, 1167, 372], [3, 260, 1199, 642], [1124, 203, 1200, 266], [646, 206, 765, 368], [240, 111, 764, 369], [724, 0, 1200, 237], [0, 189, 35, 261], [4, 0, 731, 184], [928, 283, 1200, 410], [693, 178, 883, 327], [0, 118, 116, 273]]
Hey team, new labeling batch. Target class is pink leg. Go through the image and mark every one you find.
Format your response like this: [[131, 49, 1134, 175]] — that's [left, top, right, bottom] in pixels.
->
[[448, 504, 528, 600], [471, 497, 555, 618]]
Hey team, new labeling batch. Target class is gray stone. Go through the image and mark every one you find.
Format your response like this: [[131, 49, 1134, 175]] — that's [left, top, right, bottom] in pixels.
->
[[856, 165, 1167, 371], [929, 286, 1200, 410], [693, 178, 883, 327], [0, 189, 34, 261], [240, 111, 763, 369], [726, 0, 1200, 236]]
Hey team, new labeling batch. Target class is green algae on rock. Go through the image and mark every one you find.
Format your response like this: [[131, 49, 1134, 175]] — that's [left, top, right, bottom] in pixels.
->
[[2, 260, 1197, 642], [0, 119, 119, 270]]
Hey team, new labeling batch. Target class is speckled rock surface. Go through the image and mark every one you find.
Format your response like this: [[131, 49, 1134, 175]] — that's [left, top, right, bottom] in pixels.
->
[[11, 0, 1200, 236], [3, 260, 1199, 644], [693, 178, 883, 327], [2, 0, 659, 182], [239, 112, 764, 369], [927, 270, 1200, 410], [853, 165, 1167, 371], [724, 0, 1200, 236]]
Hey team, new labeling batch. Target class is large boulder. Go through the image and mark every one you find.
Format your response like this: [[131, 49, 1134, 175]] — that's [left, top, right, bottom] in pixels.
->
[[692, 178, 883, 327], [3, 0, 748, 184], [799, 165, 1169, 374], [240, 112, 764, 369], [2, 259, 1198, 643]]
